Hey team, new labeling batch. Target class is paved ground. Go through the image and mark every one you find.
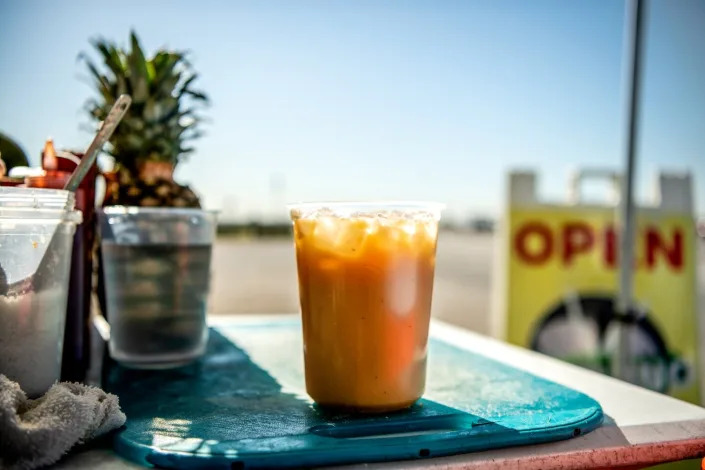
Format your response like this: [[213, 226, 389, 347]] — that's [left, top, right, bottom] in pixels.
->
[[209, 232, 495, 332], [209, 232, 705, 337]]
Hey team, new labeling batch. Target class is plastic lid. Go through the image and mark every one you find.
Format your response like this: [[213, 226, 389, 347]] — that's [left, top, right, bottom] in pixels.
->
[[0, 187, 80, 222]]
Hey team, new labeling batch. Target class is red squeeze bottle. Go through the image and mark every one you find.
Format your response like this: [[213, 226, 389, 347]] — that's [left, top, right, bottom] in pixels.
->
[[26, 139, 98, 382]]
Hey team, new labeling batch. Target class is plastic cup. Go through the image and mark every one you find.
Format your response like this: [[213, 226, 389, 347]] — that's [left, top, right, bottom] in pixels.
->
[[0, 188, 82, 397], [289, 201, 443, 412], [99, 207, 218, 368]]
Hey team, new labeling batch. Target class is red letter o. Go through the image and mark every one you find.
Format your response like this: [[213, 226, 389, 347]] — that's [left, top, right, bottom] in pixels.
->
[[514, 222, 553, 265]]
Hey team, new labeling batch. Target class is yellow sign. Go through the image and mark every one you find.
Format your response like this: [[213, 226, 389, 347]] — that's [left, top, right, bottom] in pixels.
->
[[498, 172, 700, 404]]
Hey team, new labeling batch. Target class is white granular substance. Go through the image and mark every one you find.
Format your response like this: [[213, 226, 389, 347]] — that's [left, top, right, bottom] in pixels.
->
[[0, 287, 66, 397]]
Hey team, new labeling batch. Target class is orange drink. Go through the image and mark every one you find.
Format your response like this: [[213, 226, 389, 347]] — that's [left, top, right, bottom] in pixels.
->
[[289, 202, 443, 412]]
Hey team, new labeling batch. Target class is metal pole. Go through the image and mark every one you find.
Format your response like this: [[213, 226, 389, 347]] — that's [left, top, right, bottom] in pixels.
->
[[616, 0, 647, 381]]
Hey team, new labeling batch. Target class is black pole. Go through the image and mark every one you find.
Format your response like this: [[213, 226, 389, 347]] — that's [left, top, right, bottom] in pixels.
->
[[616, 0, 647, 381]]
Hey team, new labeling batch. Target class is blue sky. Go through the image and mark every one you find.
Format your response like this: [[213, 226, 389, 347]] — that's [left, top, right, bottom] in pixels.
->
[[1, 0, 703, 222]]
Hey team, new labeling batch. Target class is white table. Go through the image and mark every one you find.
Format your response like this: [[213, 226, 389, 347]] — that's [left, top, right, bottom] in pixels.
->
[[56, 314, 705, 469]]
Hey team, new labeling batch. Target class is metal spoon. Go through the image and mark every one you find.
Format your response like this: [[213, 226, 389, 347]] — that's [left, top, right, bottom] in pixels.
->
[[0, 95, 132, 296], [65, 94, 132, 191]]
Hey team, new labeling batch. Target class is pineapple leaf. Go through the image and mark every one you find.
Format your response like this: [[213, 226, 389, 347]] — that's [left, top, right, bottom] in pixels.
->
[[128, 31, 150, 103], [146, 61, 156, 82], [92, 40, 121, 75], [78, 53, 111, 96], [183, 89, 208, 101], [176, 74, 208, 102]]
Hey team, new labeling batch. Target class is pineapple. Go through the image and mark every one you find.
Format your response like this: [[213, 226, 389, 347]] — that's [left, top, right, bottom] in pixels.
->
[[81, 30, 208, 208]]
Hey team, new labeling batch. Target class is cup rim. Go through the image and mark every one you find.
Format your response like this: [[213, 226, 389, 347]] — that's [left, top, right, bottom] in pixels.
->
[[0, 208, 82, 223], [287, 200, 445, 219], [0, 186, 73, 198], [0, 187, 76, 215], [286, 200, 445, 211]]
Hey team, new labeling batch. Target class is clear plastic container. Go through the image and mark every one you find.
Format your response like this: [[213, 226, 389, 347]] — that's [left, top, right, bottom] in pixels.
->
[[0, 187, 82, 397], [99, 206, 218, 368], [289, 201, 443, 412]]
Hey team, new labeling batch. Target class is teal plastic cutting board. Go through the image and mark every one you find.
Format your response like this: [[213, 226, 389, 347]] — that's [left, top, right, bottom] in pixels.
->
[[105, 319, 603, 468]]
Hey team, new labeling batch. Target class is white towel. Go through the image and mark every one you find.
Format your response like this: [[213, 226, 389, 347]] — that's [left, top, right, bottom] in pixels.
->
[[0, 374, 126, 470]]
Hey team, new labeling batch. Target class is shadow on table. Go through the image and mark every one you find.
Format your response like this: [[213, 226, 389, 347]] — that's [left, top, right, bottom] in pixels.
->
[[101, 329, 521, 467]]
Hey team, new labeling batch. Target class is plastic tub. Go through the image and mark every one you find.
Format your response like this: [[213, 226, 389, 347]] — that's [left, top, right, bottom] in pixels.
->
[[0, 187, 82, 397]]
